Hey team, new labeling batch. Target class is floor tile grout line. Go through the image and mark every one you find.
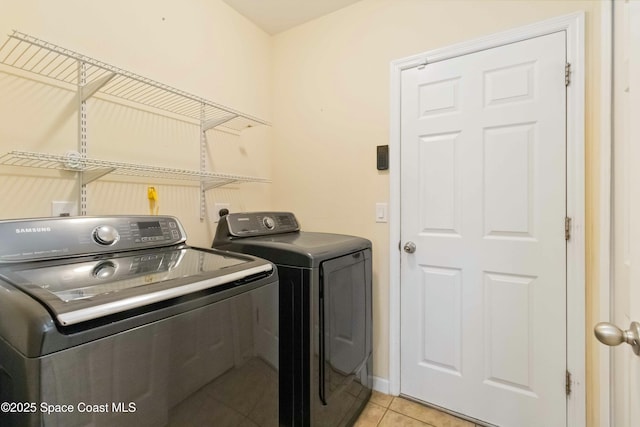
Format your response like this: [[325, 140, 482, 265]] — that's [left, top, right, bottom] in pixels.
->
[[374, 397, 438, 427], [366, 393, 478, 427], [385, 407, 439, 427]]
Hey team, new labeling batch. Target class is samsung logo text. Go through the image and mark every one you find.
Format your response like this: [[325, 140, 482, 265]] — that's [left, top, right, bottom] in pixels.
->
[[15, 227, 52, 234]]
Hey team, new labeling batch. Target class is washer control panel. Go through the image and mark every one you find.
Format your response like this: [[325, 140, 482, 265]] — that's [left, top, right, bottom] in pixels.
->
[[224, 212, 300, 237], [0, 215, 187, 263], [93, 224, 120, 246]]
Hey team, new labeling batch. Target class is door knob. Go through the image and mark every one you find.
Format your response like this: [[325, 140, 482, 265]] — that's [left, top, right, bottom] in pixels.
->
[[594, 321, 640, 355], [403, 241, 416, 254]]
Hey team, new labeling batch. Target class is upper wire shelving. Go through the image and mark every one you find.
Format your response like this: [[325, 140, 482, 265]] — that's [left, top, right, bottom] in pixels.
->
[[0, 31, 272, 217], [0, 30, 270, 132]]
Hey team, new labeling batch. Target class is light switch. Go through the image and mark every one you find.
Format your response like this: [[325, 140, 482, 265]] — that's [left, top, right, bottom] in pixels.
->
[[375, 203, 388, 223]]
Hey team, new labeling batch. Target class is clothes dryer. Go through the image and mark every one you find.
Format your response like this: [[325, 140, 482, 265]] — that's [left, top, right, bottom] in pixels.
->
[[213, 212, 372, 426]]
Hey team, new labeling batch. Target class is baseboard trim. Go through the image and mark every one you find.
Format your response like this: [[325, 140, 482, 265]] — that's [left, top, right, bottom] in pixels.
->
[[373, 376, 391, 395]]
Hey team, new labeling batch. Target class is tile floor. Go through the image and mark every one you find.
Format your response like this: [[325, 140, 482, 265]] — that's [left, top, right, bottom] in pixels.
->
[[355, 391, 484, 427]]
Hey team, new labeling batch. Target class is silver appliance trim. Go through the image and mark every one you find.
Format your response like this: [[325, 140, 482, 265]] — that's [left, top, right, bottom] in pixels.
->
[[56, 263, 272, 326]]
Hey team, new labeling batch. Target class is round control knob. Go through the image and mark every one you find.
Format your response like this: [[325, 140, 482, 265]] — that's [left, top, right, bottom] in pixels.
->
[[92, 225, 120, 246], [93, 261, 117, 279], [263, 217, 275, 230]]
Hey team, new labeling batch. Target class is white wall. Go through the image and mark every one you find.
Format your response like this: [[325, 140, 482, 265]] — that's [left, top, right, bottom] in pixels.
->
[[0, 0, 273, 247]]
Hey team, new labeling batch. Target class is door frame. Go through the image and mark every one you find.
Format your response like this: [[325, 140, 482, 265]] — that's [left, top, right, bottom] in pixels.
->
[[388, 12, 586, 426], [598, 2, 613, 427]]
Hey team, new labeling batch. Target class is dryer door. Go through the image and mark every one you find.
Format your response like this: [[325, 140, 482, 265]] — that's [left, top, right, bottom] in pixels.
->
[[318, 249, 371, 414]]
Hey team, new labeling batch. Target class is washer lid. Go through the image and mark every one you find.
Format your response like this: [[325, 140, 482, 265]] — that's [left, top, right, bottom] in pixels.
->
[[0, 247, 272, 326]]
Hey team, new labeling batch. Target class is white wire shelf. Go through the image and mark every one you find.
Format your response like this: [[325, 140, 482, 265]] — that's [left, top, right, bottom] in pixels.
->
[[0, 31, 270, 133], [0, 150, 271, 190]]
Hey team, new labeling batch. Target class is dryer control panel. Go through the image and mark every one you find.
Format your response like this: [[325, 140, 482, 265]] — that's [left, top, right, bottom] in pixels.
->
[[0, 215, 187, 263], [220, 212, 300, 238]]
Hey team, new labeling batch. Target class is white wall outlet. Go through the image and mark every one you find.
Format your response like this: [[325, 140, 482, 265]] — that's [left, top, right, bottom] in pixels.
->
[[52, 201, 78, 217], [213, 203, 231, 222]]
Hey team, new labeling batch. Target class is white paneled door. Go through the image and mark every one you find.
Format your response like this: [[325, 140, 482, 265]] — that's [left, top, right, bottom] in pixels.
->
[[400, 32, 567, 426]]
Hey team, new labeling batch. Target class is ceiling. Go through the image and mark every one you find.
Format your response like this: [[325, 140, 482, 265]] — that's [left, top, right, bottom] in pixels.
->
[[222, 0, 362, 35]]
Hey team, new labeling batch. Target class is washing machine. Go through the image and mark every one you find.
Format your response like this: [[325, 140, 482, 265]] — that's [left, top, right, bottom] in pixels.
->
[[212, 211, 372, 427], [0, 215, 279, 427]]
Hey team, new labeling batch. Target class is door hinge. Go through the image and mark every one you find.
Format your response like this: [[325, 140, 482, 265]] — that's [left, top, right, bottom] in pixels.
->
[[565, 217, 572, 241], [566, 370, 572, 396], [565, 63, 571, 86]]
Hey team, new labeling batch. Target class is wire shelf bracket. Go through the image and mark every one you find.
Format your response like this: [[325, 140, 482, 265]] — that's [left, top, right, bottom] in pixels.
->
[[80, 72, 117, 102]]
